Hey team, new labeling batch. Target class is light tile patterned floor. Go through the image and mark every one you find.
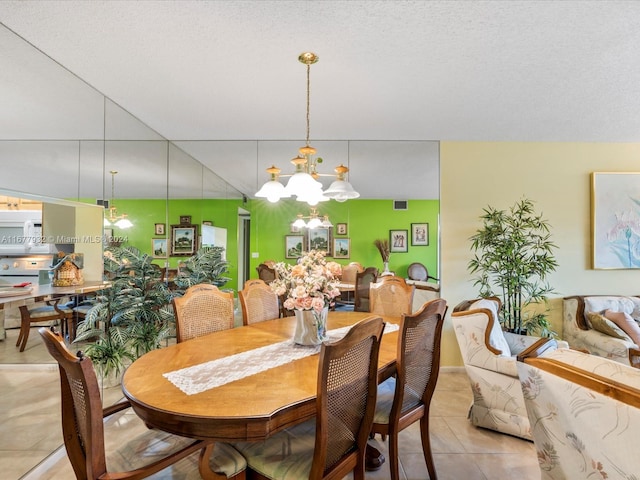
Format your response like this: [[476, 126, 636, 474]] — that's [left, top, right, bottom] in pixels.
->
[[0, 325, 540, 479]]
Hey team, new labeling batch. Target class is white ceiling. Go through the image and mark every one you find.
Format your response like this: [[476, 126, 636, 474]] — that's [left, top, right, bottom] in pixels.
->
[[1, 0, 639, 200]]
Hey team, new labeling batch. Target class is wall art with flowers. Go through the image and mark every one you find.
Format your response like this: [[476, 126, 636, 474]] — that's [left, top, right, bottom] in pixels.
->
[[592, 172, 640, 269]]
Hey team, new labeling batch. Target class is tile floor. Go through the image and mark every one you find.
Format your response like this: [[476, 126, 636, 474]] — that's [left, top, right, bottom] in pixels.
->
[[0, 324, 540, 479]]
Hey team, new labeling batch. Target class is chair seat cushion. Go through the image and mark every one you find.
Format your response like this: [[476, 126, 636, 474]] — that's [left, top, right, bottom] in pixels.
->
[[108, 426, 246, 477], [373, 377, 396, 425], [233, 419, 315, 479], [27, 305, 71, 318]]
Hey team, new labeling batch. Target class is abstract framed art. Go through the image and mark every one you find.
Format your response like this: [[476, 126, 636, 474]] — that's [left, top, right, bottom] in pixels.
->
[[592, 172, 640, 269]]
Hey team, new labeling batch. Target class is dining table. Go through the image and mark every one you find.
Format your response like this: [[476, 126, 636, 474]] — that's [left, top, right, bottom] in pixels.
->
[[121, 310, 400, 444]]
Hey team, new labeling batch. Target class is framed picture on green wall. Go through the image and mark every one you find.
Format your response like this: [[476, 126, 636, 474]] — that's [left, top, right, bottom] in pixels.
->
[[333, 238, 350, 258], [411, 223, 429, 246], [308, 227, 332, 256], [285, 235, 305, 259], [171, 225, 197, 256], [389, 229, 408, 253], [152, 238, 168, 258]]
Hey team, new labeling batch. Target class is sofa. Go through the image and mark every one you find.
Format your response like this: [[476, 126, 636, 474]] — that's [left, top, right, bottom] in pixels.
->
[[517, 347, 640, 479], [563, 295, 640, 367], [451, 297, 559, 440]]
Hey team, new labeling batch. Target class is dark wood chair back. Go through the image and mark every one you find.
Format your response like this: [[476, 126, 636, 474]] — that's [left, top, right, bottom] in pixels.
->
[[354, 267, 378, 312]]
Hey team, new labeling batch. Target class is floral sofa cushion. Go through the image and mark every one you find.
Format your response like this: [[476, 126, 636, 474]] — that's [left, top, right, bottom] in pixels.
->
[[563, 296, 640, 366], [517, 348, 640, 479]]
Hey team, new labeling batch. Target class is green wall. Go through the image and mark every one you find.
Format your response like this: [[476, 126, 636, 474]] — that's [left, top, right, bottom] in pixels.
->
[[93, 197, 439, 292], [248, 198, 440, 278], [106, 198, 243, 291]]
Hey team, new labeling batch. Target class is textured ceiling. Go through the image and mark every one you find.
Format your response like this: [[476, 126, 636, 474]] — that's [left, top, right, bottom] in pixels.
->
[[0, 0, 639, 199]]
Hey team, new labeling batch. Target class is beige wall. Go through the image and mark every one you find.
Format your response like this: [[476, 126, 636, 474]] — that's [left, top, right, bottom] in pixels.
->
[[440, 142, 640, 366]]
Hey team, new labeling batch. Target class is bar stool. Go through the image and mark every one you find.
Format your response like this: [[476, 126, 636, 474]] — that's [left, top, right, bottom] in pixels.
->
[[16, 299, 72, 352]]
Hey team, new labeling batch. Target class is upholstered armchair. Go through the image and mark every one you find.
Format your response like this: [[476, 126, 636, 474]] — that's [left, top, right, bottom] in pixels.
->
[[451, 297, 559, 440]]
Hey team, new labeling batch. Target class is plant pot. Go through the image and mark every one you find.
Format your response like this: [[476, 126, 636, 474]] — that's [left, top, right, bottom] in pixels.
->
[[293, 306, 328, 346]]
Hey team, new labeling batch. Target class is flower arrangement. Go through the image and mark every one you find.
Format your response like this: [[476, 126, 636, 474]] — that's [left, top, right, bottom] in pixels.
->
[[271, 250, 341, 312]]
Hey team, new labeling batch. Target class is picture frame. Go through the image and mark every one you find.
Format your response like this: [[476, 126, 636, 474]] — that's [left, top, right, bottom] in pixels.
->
[[154, 223, 165, 235], [592, 172, 640, 269], [290, 224, 301, 233], [202, 220, 213, 226], [170, 224, 197, 256], [336, 223, 348, 235], [411, 223, 429, 246], [333, 237, 350, 259], [308, 227, 333, 256], [179, 215, 192, 225], [103, 227, 113, 246], [285, 234, 306, 259], [151, 238, 168, 258], [389, 229, 408, 253]]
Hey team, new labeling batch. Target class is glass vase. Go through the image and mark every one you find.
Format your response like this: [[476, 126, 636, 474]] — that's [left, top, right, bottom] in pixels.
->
[[293, 305, 328, 346]]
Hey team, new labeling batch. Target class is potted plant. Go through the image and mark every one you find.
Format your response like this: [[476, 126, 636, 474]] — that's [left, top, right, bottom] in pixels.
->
[[467, 198, 559, 337], [75, 245, 174, 381], [171, 246, 231, 293]]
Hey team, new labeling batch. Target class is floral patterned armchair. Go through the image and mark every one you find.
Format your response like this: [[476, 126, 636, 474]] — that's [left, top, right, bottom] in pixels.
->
[[517, 348, 640, 479], [451, 298, 560, 440]]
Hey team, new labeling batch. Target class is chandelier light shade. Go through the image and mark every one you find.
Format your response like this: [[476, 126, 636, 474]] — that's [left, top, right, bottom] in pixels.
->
[[256, 52, 359, 206], [104, 170, 133, 229], [292, 207, 333, 229]]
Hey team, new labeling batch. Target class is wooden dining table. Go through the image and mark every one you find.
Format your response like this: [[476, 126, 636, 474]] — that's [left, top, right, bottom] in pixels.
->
[[121, 310, 400, 443]]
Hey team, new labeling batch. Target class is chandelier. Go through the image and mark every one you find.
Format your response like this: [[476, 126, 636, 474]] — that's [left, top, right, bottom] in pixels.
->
[[292, 207, 333, 229], [104, 170, 133, 229], [256, 52, 359, 206]]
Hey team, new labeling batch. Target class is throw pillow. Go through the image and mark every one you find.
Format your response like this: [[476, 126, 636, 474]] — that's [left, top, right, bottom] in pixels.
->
[[471, 298, 510, 357], [585, 312, 632, 341], [604, 310, 640, 347]]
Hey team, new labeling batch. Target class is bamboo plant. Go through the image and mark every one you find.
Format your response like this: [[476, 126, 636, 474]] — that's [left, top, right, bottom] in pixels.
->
[[467, 198, 559, 337]]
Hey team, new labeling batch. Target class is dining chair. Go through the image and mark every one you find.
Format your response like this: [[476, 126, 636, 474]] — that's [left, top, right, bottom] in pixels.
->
[[232, 315, 385, 480], [369, 276, 415, 317], [354, 267, 378, 312], [16, 299, 72, 352], [172, 283, 235, 342], [370, 298, 447, 480], [337, 262, 364, 305], [256, 263, 277, 284], [407, 262, 439, 284], [38, 326, 247, 480], [239, 278, 280, 325]]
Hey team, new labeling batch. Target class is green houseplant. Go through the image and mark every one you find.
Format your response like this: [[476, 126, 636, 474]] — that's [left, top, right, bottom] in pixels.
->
[[75, 245, 174, 378], [467, 198, 559, 337], [171, 246, 231, 293]]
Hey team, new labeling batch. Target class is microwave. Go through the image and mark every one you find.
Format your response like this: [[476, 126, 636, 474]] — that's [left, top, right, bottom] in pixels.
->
[[0, 210, 57, 255]]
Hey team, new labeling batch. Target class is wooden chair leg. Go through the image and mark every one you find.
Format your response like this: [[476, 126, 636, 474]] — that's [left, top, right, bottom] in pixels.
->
[[17, 308, 31, 352], [420, 415, 437, 480]]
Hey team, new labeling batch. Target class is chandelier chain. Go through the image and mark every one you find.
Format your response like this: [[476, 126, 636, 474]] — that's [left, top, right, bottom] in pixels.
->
[[305, 62, 311, 147]]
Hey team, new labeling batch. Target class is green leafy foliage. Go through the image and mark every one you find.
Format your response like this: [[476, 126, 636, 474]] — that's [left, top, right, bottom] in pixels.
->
[[468, 198, 559, 336], [172, 246, 231, 292]]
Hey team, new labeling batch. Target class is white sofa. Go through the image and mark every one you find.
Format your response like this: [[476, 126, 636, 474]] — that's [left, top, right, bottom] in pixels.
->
[[517, 347, 640, 479], [451, 297, 559, 440], [563, 295, 640, 367]]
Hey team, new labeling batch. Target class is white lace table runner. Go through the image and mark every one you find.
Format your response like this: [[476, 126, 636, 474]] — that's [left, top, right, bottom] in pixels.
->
[[164, 322, 399, 396]]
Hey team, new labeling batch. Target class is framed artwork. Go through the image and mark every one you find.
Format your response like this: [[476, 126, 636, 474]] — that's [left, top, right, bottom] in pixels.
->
[[202, 220, 213, 226], [592, 172, 640, 269], [170, 224, 197, 256], [179, 215, 192, 225], [336, 223, 348, 235], [151, 238, 168, 258], [333, 238, 350, 259], [308, 227, 333, 256], [285, 234, 306, 259], [389, 229, 408, 253], [411, 223, 429, 246], [154, 223, 165, 235], [290, 224, 301, 233]]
